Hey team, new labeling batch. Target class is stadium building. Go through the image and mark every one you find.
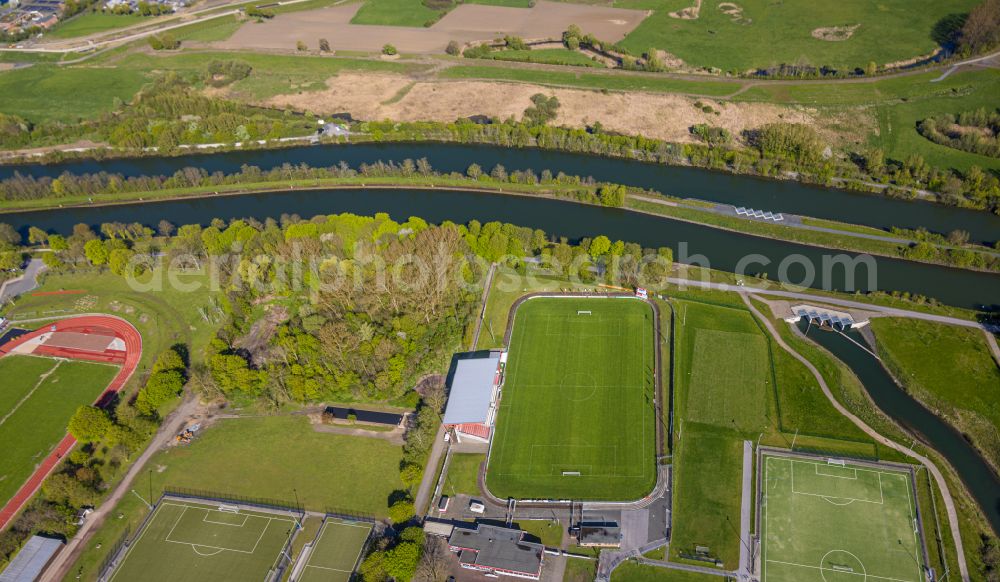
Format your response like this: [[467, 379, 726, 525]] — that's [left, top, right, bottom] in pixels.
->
[[442, 351, 504, 442], [448, 524, 544, 579]]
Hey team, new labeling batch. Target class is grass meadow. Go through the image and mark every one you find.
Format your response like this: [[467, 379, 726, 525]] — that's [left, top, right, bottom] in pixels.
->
[[617, 0, 978, 72], [46, 13, 147, 40], [871, 318, 1000, 470], [442, 453, 484, 497], [610, 561, 721, 581], [486, 297, 657, 500], [350, 0, 441, 27], [0, 357, 118, 506]]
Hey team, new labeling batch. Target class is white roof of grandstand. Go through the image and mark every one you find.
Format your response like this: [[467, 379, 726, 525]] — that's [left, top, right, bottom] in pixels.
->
[[442, 353, 501, 425], [0, 536, 63, 582]]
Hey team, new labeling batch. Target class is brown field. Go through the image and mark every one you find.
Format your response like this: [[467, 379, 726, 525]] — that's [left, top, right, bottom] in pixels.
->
[[260, 72, 860, 144], [217, 0, 646, 53]]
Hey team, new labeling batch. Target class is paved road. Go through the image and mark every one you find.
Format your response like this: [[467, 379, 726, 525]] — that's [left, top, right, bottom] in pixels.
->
[[666, 278, 993, 331], [737, 440, 753, 580], [414, 425, 448, 515], [739, 292, 971, 582], [41, 391, 201, 582], [0, 258, 45, 304]]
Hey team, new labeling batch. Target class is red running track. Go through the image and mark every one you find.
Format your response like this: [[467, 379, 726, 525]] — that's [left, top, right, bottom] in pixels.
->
[[0, 315, 141, 531]]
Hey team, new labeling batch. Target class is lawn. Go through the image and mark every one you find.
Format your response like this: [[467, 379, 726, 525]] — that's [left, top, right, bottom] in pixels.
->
[[483, 48, 604, 68], [107, 499, 297, 582], [298, 518, 372, 582], [46, 13, 146, 39], [147, 416, 406, 515], [171, 15, 244, 42], [486, 297, 657, 500], [564, 557, 598, 582], [0, 65, 147, 123], [870, 318, 1000, 469], [667, 423, 743, 568], [350, 0, 442, 27], [515, 519, 563, 547], [760, 454, 925, 582], [674, 300, 774, 434], [0, 357, 118, 506], [611, 561, 720, 582], [617, 0, 979, 72], [442, 453, 483, 497]]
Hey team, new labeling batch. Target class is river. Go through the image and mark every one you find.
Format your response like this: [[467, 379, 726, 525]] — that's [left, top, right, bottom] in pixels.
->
[[3, 142, 999, 244], [800, 321, 1000, 535]]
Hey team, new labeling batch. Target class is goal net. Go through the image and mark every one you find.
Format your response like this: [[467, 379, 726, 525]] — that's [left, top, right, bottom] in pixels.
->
[[218, 504, 240, 514]]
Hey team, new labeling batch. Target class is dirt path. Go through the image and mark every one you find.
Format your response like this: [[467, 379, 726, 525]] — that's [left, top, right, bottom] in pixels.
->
[[311, 422, 405, 445], [739, 292, 970, 582], [40, 390, 201, 582]]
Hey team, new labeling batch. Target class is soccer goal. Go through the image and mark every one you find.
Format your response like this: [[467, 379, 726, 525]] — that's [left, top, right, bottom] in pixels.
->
[[576, 311, 592, 315], [218, 504, 240, 514]]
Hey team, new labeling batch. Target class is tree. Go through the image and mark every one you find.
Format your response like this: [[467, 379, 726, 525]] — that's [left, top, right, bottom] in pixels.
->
[[84, 239, 110, 266], [48, 234, 68, 251], [319, 38, 331, 52], [382, 44, 398, 56], [388, 499, 415, 524], [157, 220, 176, 237], [296, 40, 308, 52], [68, 406, 113, 443], [108, 248, 138, 276], [27, 226, 48, 245], [523, 93, 560, 126], [589, 235, 611, 257], [0, 251, 21, 271], [41, 252, 64, 269], [384, 542, 421, 582], [597, 183, 626, 207], [399, 463, 423, 488], [959, 0, 1000, 53], [0, 223, 20, 246], [414, 536, 450, 582], [753, 123, 824, 165], [445, 40, 460, 56]]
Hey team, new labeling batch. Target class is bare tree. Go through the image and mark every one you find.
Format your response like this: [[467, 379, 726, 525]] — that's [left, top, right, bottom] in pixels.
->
[[414, 536, 451, 582]]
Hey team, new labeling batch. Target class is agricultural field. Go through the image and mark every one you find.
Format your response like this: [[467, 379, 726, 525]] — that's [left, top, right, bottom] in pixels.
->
[[350, 0, 442, 27], [760, 453, 926, 582], [870, 318, 1000, 469], [486, 297, 657, 500], [297, 518, 372, 582], [107, 499, 298, 582], [616, 0, 979, 72], [0, 65, 148, 123], [0, 356, 118, 506]]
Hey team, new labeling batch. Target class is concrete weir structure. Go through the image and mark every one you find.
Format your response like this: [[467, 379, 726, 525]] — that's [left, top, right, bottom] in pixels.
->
[[784, 304, 867, 330]]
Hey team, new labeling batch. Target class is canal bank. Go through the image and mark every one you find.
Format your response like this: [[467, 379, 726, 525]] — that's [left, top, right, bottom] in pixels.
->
[[2, 142, 998, 244], [3, 186, 999, 310]]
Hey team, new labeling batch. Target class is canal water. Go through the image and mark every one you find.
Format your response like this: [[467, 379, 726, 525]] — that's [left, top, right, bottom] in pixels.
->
[[3, 187, 1000, 311], [3, 142, 999, 244], [799, 320, 1000, 534]]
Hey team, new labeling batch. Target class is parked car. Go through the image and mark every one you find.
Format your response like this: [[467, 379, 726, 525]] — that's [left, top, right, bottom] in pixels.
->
[[438, 495, 450, 512], [469, 500, 485, 514]]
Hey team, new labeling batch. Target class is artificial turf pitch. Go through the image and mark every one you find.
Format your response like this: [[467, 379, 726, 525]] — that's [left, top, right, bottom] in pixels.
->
[[486, 297, 656, 501], [761, 454, 925, 582], [108, 499, 298, 582], [298, 518, 372, 582]]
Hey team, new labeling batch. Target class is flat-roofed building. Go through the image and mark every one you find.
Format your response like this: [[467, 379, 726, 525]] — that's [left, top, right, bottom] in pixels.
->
[[0, 536, 63, 582], [448, 524, 544, 579]]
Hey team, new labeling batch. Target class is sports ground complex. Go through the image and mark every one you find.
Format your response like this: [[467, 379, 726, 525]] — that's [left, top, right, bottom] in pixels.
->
[[757, 450, 928, 582], [485, 296, 659, 501], [0, 315, 141, 530], [104, 497, 372, 582]]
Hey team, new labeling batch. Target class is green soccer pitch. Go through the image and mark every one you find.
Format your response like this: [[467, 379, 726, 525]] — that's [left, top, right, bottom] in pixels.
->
[[485, 297, 657, 501], [761, 454, 926, 582], [298, 518, 372, 582], [108, 499, 299, 582]]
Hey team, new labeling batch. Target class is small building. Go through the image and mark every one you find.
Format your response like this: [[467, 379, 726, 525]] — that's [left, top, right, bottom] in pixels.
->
[[442, 352, 503, 442], [448, 524, 544, 580], [422, 519, 455, 538], [0, 536, 64, 582], [577, 522, 621, 548]]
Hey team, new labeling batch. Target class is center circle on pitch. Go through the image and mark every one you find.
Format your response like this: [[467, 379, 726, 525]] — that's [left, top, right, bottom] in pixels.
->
[[819, 549, 866, 582], [561, 372, 598, 402]]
